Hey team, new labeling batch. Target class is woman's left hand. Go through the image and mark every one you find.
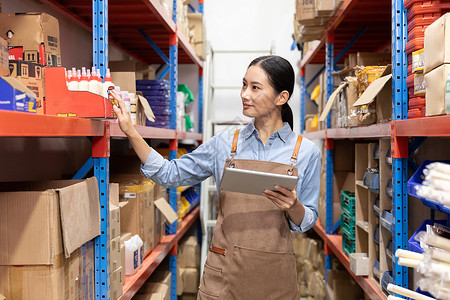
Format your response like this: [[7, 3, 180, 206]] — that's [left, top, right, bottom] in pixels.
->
[[263, 186, 300, 211]]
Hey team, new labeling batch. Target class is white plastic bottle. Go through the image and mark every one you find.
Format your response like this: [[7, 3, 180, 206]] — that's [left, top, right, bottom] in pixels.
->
[[124, 238, 139, 275], [102, 68, 114, 98], [89, 68, 100, 95], [79, 67, 89, 91], [132, 234, 144, 267], [67, 70, 79, 91]]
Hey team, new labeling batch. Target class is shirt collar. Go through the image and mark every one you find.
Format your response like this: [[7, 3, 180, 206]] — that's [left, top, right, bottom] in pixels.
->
[[242, 122, 292, 143]]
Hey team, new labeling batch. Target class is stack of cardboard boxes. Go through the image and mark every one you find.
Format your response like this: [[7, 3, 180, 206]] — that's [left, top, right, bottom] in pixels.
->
[[187, 13, 206, 60], [110, 183, 124, 300], [292, 232, 325, 299], [424, 13, 450, 116], [0, 177, 100, 299], [294, 0, 342, 44], [178, 236, 200, 299]]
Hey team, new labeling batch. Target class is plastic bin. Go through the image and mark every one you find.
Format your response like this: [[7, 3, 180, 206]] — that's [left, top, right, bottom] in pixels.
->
[[341, 211, 356, 237], [386, 149, 392, 166], [381, 271, 394, 294], [405, 37, 424, 54], [381, 210, 394, 233], [407, 160, 450, 215], [386, 179, 393, 198], [386, 240, 393, 261], [408, 15, 440, 32], [363, 170, 380, 194], [373, 144, 380, 160], [409, 96, 426, 109], [407, 73, 414, 88], [408, 108, 425, 119], [408, 26, 427, 40], [374, 226, 380, 244], [373, 260, 380, 280], [341, 191, 356, 215], [408, 219, 448, 253], [374, 198, 380, 215]]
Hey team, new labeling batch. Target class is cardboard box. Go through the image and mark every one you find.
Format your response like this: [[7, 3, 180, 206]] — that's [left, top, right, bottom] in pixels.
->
[[110, 266, 123, 300], [0, 177, 100, 265], [0, 13, 61, 67], [110, 61, 137, 93], [356, 52, 391, 66], [180, 293, 197, 300], [353, 65, 392, 123], [179, 236, 200, 268], [187, 13, 206, 60], [110, 203, 120, 239], [326, 270, 363, 300], [135, 282, 169, 300], [8, 60, 43, 112], [0, 37, 8, 76], [0, 76, 36, 112], [315, 0, 335, 16], [425, 63, 450, 116], [346, 77, 361, 127], [0, 240, 95, 300], [177, 267, 185, 295], [349, 253, 369, 276], [424, 13, 450, 73], [182, 267, 198, 294], [120, 181, 155, 255], [110, 236, 121, 272], [149, 270, 171, 289], [296, 0, 316, 24]]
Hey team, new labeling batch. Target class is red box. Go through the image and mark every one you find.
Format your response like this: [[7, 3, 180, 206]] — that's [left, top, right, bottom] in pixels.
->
[[44, 67, 114, 118], [408, 26, 427, 40]]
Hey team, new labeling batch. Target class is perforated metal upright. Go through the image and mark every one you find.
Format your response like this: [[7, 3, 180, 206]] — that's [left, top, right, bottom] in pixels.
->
[[93, 0, 110, 298], [391, 0, 409, 288], [300, 67, 306, 134], [168, 1, 179, 299]]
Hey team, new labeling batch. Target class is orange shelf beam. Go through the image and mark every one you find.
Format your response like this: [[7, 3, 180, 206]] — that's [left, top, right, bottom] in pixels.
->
[[178, 33, 203, 67], [121, 206, 200, 300], [0, 110, 105, 137], [110, 122, 177, 139], [177, 131, 203, 141], [393, 116, 450, 137], [302, 123, 391, 140], [313, 221, 386, 300]]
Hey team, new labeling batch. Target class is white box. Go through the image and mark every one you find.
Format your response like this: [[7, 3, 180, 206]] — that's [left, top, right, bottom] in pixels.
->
[[424, 13, 450, 73], [349, 253, 369, 276]]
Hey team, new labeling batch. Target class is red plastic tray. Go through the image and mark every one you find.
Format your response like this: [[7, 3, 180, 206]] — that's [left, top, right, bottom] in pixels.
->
[[408, 15, 441, 31], [407, 73, 415, 88], [408, 26, 427, 40], [406, 37, 424, 54], [407, 2, 450, 20], [409, 96, 426, 109], [404, 0, 447, 10], [409, 87, 415, 97], [408, 108, 426, 118]]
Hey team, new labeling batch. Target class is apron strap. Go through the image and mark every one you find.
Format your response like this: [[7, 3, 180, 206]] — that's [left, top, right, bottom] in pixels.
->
[[231, 129, 240, 156], [291, 135, 303, 161]]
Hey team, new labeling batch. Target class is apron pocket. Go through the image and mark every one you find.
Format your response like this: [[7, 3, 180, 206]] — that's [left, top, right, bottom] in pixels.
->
[[225, 245, 299, 300], [198, 263, 224, 298]]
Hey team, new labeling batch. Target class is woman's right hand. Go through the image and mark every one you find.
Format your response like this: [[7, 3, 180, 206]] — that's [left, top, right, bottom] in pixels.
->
[[112, 91, 135, 136]]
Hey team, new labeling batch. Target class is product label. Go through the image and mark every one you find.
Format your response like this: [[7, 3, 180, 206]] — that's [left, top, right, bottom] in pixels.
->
[[446, 71, 450, 114], [412, 49, 424, 73], [124, 193, 136, 199], [133, 250, 138, 269], [414, 73, 426, 95]]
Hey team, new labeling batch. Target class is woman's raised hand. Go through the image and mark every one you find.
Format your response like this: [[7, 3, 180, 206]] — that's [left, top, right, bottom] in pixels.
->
[[112, 91, 134, 136]]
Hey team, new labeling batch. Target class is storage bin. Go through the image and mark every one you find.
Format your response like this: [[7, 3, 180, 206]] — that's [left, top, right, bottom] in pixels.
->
[[381, 210, 394, 233], [381, 271, 394, 294], [341, 190, 356, 215], [408, 219, 448, 253], [373, 260, 380, 280], [363, 169, 380, 193], [342, 233, 356, 256]]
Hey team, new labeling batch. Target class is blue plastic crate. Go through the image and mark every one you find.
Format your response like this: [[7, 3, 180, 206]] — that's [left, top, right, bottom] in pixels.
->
[[381, 271, 394, 294], [386, 240, 393, 261], [363, 171, 380, 194], [408, 219, 448, 253], [408, 288, 434, 300], [407, 160, 450, 215], [373, 260, 380, 280], [374, 198, 380, 215], [374, 226, 380, 244], [380, 210, 394, 233]]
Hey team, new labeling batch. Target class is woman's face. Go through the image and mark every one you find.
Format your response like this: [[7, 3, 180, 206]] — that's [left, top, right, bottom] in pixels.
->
[[241, 65, 278, 119]]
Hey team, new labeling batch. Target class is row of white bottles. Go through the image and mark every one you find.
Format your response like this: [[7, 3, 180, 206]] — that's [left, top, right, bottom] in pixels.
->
[[66, 67, 114, 98]]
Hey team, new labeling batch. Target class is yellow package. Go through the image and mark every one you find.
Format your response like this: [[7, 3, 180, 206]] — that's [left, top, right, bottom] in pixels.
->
[[355, 66, 387, 97]]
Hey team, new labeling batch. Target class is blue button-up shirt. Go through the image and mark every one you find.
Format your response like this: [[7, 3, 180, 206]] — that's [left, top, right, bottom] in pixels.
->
[[141, 122, 321, 232]]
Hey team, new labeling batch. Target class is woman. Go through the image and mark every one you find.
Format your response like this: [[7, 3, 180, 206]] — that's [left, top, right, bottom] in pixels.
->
[[112, 55, 320, 299]]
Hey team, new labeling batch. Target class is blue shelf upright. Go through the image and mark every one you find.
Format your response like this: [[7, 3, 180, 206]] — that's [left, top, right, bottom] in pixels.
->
[[300, 67, 306, 134], [392, 0, 409, 288], [93, 0, 110, 299]]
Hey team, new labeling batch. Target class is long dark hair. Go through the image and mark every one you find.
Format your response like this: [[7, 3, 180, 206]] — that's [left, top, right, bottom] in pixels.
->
[[248, 55, 295, 130]]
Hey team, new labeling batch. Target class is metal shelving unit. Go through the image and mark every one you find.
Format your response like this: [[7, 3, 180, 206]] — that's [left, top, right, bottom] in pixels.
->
[[298, 0, 409, 296], [2, 0, 205, 299]]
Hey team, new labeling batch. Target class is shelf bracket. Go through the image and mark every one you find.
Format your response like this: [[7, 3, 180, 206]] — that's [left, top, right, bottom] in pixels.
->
[[306, 66, 325, 89], [72, 156, 94, 179], [157, 65, 170, 80], [138, 28, 170, 65]]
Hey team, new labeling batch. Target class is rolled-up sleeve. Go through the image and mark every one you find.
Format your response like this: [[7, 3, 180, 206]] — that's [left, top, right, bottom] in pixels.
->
[[289, 147, 321, 232], [140, 136, 216, 188]]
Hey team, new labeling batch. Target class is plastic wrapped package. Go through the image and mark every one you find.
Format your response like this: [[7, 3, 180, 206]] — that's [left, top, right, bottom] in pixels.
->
[[346, 76, 361, 127], [355, 66, 387, 96]]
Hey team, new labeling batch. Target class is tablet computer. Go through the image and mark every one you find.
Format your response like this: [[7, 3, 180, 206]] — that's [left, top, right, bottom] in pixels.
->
[[219, 167, 298, 196]]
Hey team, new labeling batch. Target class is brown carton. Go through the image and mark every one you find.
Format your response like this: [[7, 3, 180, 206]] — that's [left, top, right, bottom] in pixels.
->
[[356, 52, 391, 67], [110, 266, 123, 300], [424, 13, 450, 73], [179, 236, 200, 268], [0, 13, 61, 67], [0, 37, 7, 76], [0, 177, 100, 265], [425, 64, 450, 116], [135, 282, 169, 300], [187, 13, 206, 60], [110, 235, 121, 272], [182, 267, 199, 294], [110, 203, 121, 239]]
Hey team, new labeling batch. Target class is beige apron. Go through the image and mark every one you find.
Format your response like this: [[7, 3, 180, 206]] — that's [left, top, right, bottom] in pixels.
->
[[197, 130, 303, 300]]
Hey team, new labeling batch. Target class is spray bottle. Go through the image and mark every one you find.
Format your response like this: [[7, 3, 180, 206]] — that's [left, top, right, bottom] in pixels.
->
[[79, 67, 89, 91]]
